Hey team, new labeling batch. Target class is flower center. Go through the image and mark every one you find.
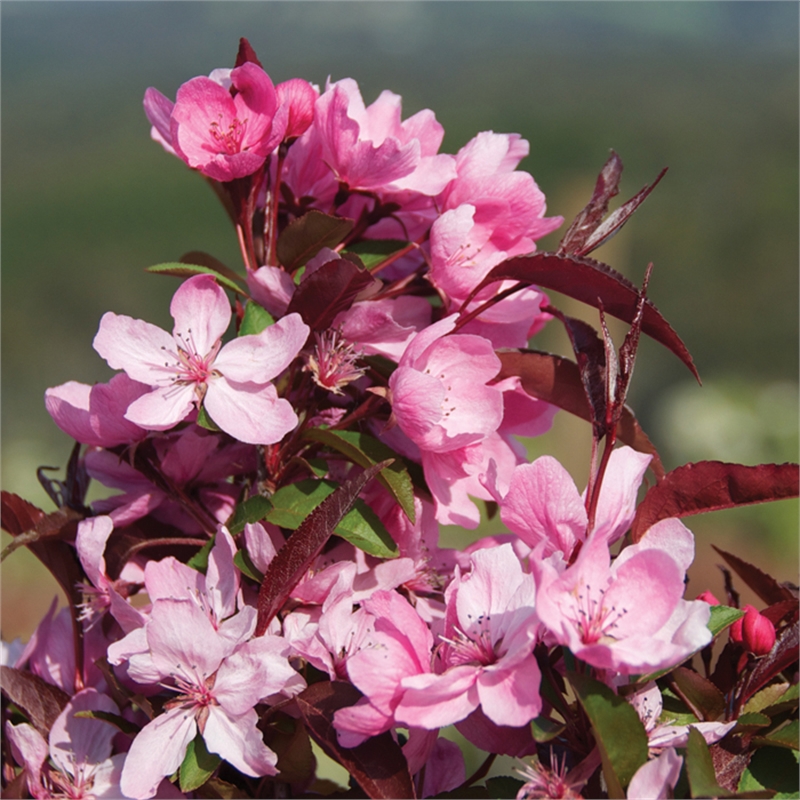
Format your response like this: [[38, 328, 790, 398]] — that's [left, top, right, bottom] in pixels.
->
[[209, 115, 248, 154], [440, 616, 497, 668], [569, 581, 628, 645]]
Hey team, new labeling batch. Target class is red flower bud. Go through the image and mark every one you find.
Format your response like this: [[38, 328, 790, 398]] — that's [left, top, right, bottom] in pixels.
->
[[696, 590, 720, 605], [742, 605, 777, 656]]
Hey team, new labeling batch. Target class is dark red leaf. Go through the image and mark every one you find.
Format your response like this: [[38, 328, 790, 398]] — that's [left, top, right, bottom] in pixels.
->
[[286, 257, 376, 332], [740, 619, 799, 706], [1, 491, 46, 535], [0, 666, 71, 736], [295, 681, 415, 799], [631, 461, 800, 541], [255, 462, 389, 635], [545, 307, 608, 438], [559, 151, 623, 255], [710, 738, 752, 795], [575, 169, 668, 257], [711, 546, 797, 607], [495, 350, 665, 479], [276, 210, 354, 272], [468, 252, 699, 381], [668, 666, 726, 722], [234, 37, 263, 69]]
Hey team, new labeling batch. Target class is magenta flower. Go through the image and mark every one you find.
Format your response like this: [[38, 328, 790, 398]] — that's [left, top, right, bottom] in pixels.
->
[[93, 274, 309, 445], [315, 78, 456, 194], [167, 62, 288, 182]]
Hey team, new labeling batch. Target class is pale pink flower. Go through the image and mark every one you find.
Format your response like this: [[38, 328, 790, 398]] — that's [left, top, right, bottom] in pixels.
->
[[168, 62, 288, 181], [333, 590, 434, 747], [389, 315, 503, 453], [93, 274, 309, 445], [5, 688, 127, 800], [44, 373, 149, 447], [626, 748, 683, 800], [116, 598, 303, 799], [396, 544, 541, 730], [501, 446, 652, 559], [533, 535, 712, 674]]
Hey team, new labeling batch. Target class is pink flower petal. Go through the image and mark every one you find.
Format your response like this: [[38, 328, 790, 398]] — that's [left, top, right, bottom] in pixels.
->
[[204, 707, 278, 778], [169, 275, 230, 357]]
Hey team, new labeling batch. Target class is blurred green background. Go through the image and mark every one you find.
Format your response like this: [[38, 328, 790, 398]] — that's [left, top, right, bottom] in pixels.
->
[[2, 0, 797, 678]]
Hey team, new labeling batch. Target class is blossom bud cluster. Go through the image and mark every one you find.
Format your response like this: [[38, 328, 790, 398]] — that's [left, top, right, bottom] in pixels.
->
[[4, 42, 792, 800]]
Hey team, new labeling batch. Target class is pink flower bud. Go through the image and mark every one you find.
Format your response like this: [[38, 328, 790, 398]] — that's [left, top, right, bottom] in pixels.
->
[[696, 590, 720, 605], [742, 606, 777, 656], [728, 604, 754, 643]]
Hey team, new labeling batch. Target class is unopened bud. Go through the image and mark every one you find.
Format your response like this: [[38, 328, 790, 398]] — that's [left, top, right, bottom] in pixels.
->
[[696, 590, 720, 605], [730, 604, 776, 656], [742, 605, 776, 656]]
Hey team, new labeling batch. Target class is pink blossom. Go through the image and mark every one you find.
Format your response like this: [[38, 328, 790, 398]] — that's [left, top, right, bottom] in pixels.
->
[[276, 78, 318, 140], [168, 62, 288, 182], [389, 315, 503, 453], [315, 78, 456, 194], [396, 544, 541, 730], [500, 446, 652, 558], [625, 748, 683, 800], [44, 373, 150, 447], [534, 535, 712, 674], [93, 274, 309, 444], [5, 688, 127, 799], [333, 590, 434, 747], [116, 598, 303, 799]]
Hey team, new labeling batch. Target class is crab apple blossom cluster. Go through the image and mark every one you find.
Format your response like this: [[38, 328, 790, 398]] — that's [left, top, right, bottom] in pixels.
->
[[3, 39, 798, 800]]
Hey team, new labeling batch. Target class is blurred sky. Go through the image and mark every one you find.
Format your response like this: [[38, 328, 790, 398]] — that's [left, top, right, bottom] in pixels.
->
[[2, 2, 798, 637]]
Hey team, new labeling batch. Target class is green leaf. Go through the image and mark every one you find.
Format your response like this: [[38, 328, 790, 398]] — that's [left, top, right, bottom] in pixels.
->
[[343, 239, 410, 271], [484, 776, 525, 798], [530, 715, 565, 743], [233, 548, 263, 583], [733, 711, 772, 734], [753, 718, 799, 750], [276, 210, 354, 272], [196, 405, 222, 432], [186, 535, 215, 573], [744, 682, 793, 715], [568, 672, 648, 796], [685, 726, 729, 799], [303, 429, 415, 523], [146, 262, 248, 297], [266, 479, 398, 558], [226, 495, 273, 535], [239, 300, 274, 337], [708, 604, 746, 637], [739, 746, 799, 796], [180, 735, 222, 793], [73, 709, 140, 736]]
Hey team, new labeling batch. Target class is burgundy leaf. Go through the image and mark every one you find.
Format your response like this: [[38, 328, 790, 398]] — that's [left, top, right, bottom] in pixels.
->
[[631, 461, 800, 541], [0, 666, 71, 737], [711, 545, 797, 607], [495, 350, 665, 479], [545, 306, 608, 438], [558, 151, 623, 255], [739, 620, 799, 707], [668, 666, 726, 722], [276, 210, 354, 272], [295, 681, 415, 799], [467, 252, 699, 380], [1, 491, 46, 536], [255, 462, 389, 635], [576, 168, 668, 257], [234, 37, 264, 69], [709, 738, 752, 795], [286, 257, 376, 331]]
